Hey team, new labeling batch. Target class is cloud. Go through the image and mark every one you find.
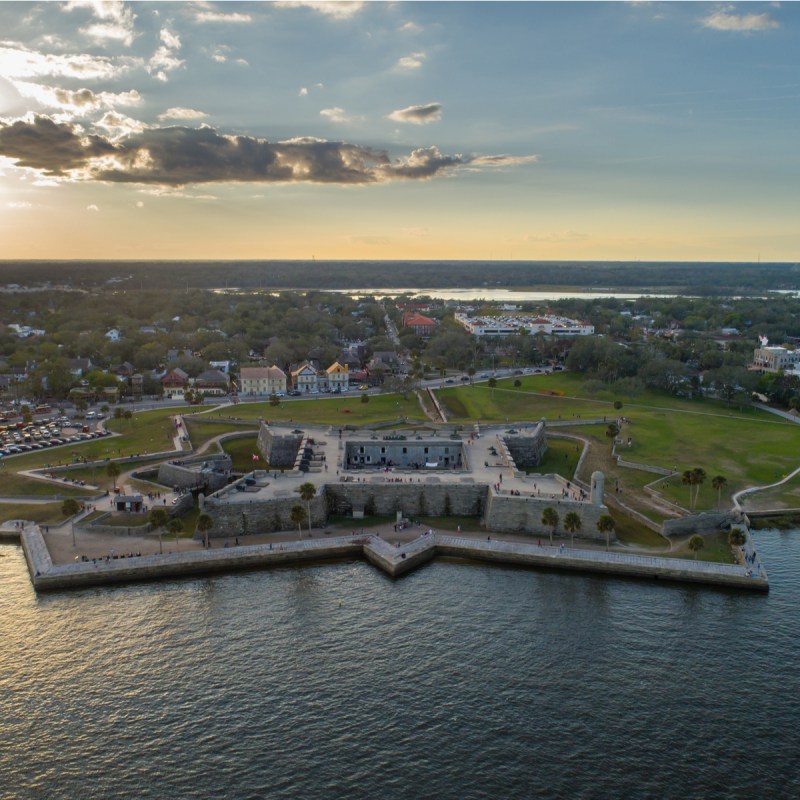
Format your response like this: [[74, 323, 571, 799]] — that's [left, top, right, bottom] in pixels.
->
[[0, 42, 137, 80], [398, 21, 423, 33], [9, 81, 141, 113], [136, 200, 144, 207], [320, 107, 361, 124], [394, 51, 426, 71], [387, 102, 442, 125], [194, 9, 253, 24], [0, 116, 537, 186], [701, 7, 779, 31], [0, 115, 117, 175], [64, 1, 138, 47], [158, 107, 209, 121], [299, 87, 308, 97], [95, 110, 149, 137], [6, 200, 32, 209], [86, 204, 99, 211], [275, 2, 365, 19], [147, 28, 184, 81]]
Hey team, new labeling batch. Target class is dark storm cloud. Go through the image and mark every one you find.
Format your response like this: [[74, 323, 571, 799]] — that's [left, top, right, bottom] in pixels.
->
[[0, 116, 536, 185], [0, 115, 116, 175]]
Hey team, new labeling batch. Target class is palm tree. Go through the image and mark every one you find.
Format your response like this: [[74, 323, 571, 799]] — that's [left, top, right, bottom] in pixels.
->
[[149, 508, 168, 554], [541, 507, 559, 545], [712, 475, 728, 508], [167, 517, 183, 550], [62, 497, 81, 548], [488, 377, 497, 396], [296, 482, 317, 535], [196, 512, 214, 549], [688, 534, 705, 560], [563, 511, 582, 548], [106, 461, 121, 490], [290, 504, 306, 536], [728, 527, 747, 548], [596, 514, 615, 551], [691, 468, 707, 510], [681, 469, 695, 509]]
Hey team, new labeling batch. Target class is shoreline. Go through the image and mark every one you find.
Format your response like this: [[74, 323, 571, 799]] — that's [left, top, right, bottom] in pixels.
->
[[5, 523, 769, 594]]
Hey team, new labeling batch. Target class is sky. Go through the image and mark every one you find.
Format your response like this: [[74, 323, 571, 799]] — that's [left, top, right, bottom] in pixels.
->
[[0, 0, 798, 262]]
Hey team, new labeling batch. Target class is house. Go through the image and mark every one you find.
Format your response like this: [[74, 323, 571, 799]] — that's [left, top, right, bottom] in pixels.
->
[[369, 351, 403, 374], [238, 365, 287, 396], [402, 312, 436, 338], [209, 360, 231, 375], [66, 357, 93, 378], [193, 369, 230, 396], [112, 361, 136, 378], [131, 373, 144, 395], [167, 348, 194, 363], [325, 361, 349, 392], [162, 368, 189, 398], [291, 362, 319, 393], [105, 328, 122, 342]]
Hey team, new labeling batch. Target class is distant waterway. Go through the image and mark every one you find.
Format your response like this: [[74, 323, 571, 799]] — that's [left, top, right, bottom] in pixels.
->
[[1, 531, 799, 799]]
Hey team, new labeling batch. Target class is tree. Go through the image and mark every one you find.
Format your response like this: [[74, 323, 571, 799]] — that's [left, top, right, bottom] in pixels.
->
[[606, 422, 620, 446], [149, 508, 168, 554], [563, 511, 582, 548], [269, 392, 280, 407], [688, 534, 705, 560], [691, 467, 707, 510], [681, 469, 695, 509], [167, 517, 183, 550], [513, 379, 522, 388], [467, 366, 476, 384], [295, 481, 316, 535], [290, 504, 306, 535], [541, 507, 559, 545], [106, 461, 121, 490], [488, 377, 497, 396], [728, 527, 747, 548], [596, 514, 615, 551], [613, 400, 623, 410], [361, 393, 369, 404], [62, 497, 82, 547], [712, 475, 728, 508], [196, 512, 214, 549]]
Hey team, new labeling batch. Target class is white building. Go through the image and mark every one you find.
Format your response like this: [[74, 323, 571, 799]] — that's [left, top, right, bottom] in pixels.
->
[[238, 366, 287, 396], [752, 346, 800, 373], [454, 312, 594, 337]]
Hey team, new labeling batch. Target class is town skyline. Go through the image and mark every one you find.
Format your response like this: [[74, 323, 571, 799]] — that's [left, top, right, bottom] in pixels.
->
[[1, 1, 798, 262]]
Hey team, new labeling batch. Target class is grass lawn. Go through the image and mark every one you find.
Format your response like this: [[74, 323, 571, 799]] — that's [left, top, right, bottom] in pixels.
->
[[610, 508, 670, 549], [99, 512, 150, 527], [183, 419, 258, 451], [0, 470, 89, 498], [218, 435, 263, 472], [529, 436, 583, 480], [738, 472, 800, 511], [0, 502, 69, 526], [438, 377, 800, 513], [51, 456, 170, 490], [668, 531, 735, 564], [221, 393, 426, 426]]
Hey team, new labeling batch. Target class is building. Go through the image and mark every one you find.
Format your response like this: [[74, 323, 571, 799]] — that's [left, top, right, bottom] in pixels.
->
[[402, 312, 436, 337], [238, 366, 287, 396], [105, 328, 121, 342], [325, 361, 349, 392], [752, 345, 800, 373], [193, 369, 231, 396], [454, 312, 594, 338], [291, 363, 319, 393], [162, 368, 189, 398]]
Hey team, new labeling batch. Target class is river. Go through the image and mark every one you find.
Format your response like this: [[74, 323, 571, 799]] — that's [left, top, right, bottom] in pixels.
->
[[1, 530, 798, 799]]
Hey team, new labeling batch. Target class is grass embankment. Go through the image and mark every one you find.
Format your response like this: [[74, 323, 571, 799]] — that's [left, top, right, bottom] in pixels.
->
[[438, 372, 800, 514], [214, 393, 426, 426], [0, 470, 88, 498], [529, 437, 583, 479], [51, 456, 171, 491], [218, 435, 262, 472], [0, 502, 69, 527], [183, 419, 257, 451]]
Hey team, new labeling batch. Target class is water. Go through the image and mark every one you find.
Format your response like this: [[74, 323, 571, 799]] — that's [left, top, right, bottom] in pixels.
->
[[1, 532, 798, 799]]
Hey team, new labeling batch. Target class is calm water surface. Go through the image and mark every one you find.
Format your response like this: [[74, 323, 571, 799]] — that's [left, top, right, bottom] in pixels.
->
[[1, 531, 798, 799]]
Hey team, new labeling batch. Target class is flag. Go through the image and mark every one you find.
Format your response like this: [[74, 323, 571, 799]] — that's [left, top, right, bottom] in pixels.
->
[[252, 454, 260, 461]]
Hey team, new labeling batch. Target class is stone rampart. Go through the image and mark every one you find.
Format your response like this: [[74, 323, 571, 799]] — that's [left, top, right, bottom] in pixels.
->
[[662, 510, 735, 538], [157, 454, 232, 492], [484, 491, 610, 540], [503, 421, 547, 468], [257, 423, 303, 467], [202, 494, 328, 538]]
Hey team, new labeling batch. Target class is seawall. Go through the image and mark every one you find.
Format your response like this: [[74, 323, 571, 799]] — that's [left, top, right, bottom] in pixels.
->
[[11, 525, 768, 593]]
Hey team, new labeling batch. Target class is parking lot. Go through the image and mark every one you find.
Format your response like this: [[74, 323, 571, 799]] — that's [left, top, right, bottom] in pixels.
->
[[0, 413, 111, 459]]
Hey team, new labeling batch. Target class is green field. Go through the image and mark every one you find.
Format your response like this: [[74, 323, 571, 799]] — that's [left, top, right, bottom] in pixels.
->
[[0, 502, 69, 526], [183, 419, 257, 451], [218, 435, 261, 472], [0, 470, 89, 498], [217, 393, 426, 426]]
